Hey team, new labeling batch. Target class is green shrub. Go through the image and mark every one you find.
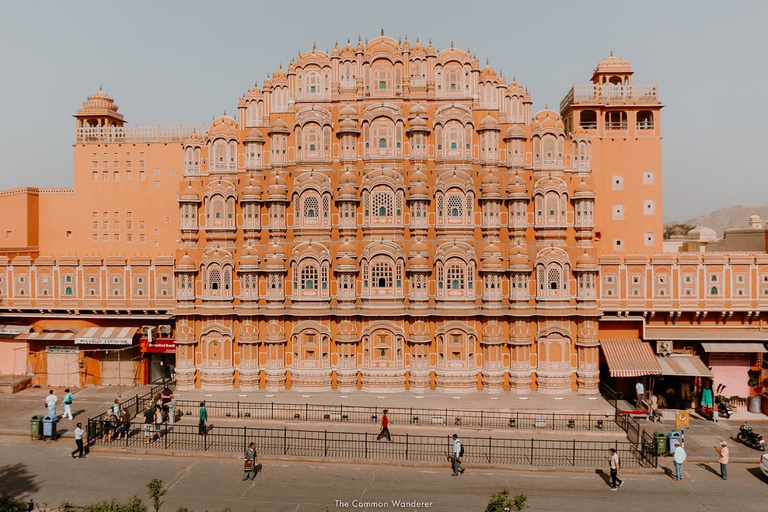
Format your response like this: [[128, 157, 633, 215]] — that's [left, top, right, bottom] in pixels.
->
[[0, 493, 29, 512], [485, 488, 528, 512]]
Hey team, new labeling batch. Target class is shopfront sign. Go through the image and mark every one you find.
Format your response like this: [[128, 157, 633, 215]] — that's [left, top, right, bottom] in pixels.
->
[[139, 338, 176, 354]]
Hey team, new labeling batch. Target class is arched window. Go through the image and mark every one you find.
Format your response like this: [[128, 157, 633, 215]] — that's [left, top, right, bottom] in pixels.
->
[[379, 138, 387, 148], [548, 267, 561, 290], [372, 191, 393, 217], [447, 195, 463, 217], [303, 196, 318, 219], [301, 265, 318, 290], [371, 262, 393, 288], [209, 268, 221, 290], [65, 287, 72, 295], [379, 81, 386, 89], [448, 264, 464, 289]]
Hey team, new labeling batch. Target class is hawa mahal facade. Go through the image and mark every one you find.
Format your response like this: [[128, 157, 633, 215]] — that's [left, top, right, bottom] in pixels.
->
[[1, 34, 765, 397]]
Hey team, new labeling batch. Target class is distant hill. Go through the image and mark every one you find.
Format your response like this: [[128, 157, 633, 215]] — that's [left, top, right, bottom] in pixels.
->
[[671, 204, 768, 238]]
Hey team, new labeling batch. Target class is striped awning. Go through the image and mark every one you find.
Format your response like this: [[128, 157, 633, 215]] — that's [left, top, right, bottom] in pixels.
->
[[16, 331, 77, 341], [657, 354, 713, 377], [599, 338, 662, 377], [701, 342, 767, 353], [75, 326, 138, 345], [0, 325, 32, 336]]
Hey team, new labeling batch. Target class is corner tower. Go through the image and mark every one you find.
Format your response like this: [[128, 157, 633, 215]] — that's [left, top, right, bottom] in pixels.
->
[[73, 87, 125, 129], [560, 53, 663, 254]]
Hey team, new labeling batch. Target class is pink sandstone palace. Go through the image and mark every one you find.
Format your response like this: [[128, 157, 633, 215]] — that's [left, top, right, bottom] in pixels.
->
[[0, 35, 765, 401]]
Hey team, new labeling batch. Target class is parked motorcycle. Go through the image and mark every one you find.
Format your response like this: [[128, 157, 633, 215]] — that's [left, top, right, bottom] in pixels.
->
[[715, 395, 733, 419], [737, 423, 766, 451]]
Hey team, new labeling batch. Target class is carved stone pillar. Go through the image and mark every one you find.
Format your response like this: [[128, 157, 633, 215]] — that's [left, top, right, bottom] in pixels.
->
[[408, 370, 431, 393], [264, 369, 286, 392], [335, 369, 358, 393], [199, 368, 234, 391]]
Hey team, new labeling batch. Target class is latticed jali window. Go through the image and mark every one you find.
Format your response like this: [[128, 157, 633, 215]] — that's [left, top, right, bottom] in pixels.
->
[[548, 267, 561, 290], [303, 196, 319, 218], [447, 195, 463, 217], [371, 262, 393, 288], [372, 191, 393, 217], [301, 265, 318, 290], [208, 268, 221, 290], [447, 264, 465, 289]]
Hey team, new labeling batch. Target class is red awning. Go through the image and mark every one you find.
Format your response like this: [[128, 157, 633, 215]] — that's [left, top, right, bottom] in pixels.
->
[[600, 338, 662, 377]]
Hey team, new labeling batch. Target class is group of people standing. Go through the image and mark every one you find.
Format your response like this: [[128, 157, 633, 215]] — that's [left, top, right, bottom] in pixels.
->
[[103, 399, 133, 442]]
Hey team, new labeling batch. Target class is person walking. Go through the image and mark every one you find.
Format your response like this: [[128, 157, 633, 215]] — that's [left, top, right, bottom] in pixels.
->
[[608, 448, 624, 490], [451, 434, 465, 476], [673, 442, 687, 481], [714, 441, 729, 480], [198, 401, 208, 436], [62, 389, 74, 420], [71, 422, 86, 459], [45, 390, 58, 418], [376, 409, 392, 442], [243, 441, 263, 480]]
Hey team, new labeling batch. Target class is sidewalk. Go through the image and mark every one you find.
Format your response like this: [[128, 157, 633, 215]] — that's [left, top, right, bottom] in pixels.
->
[[3, 384, 766, 465]]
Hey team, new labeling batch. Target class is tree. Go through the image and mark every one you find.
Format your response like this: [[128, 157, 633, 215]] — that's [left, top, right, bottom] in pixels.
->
[[663, 222, 694, 240], [485, 488, 528, 512], [147, 479, 167, 512]]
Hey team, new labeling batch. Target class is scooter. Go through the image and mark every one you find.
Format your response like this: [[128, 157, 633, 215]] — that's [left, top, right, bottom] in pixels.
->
[[715, 395, 733, 419], [737, 423, 766, 451]]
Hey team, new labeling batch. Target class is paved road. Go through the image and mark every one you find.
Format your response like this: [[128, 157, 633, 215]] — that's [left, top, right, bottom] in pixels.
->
[[2, 436, 767, 512]]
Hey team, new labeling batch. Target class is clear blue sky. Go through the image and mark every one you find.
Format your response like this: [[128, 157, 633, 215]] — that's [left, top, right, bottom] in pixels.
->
[[1, 0, 765, 222]]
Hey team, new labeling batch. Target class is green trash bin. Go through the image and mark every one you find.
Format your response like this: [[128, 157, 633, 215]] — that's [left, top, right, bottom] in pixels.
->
[[30, 415, 42, 439], [654, 431, 667, 455]]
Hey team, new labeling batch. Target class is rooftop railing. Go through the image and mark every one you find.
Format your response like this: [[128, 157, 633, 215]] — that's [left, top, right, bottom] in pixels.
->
[[560, 83, 659, 111], [75, 125, 208, 144]]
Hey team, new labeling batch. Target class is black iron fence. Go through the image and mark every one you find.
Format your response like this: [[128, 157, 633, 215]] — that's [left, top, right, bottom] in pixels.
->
[[86, 382, 168, 445], [172, 399, 621, 432], [87, 423, 655, 468]]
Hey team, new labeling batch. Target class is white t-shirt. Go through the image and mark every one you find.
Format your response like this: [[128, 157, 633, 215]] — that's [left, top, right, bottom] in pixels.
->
[[74, 427, 85, 440], [45, 394, 58, 406]]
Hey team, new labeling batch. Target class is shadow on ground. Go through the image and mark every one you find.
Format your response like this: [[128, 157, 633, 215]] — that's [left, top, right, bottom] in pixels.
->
[[0, 462, 40, 497]]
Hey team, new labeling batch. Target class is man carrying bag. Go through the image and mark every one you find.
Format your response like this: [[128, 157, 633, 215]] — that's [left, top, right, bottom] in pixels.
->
[[243, 441, 262, 481]]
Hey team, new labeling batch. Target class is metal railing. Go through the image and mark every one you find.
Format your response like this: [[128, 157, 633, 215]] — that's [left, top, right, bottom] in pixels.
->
[[172, 399, 621, 432], [86, 382, 169, 446], [87, 423, 653, 468]]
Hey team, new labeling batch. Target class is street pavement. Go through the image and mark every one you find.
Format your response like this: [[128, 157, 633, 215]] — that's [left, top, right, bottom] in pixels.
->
[[1, 435, 767, 512], [2, 385, 768, 511]]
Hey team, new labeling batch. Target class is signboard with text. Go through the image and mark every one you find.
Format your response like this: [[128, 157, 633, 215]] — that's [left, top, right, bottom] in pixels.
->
[[139, 338, 176, 354]]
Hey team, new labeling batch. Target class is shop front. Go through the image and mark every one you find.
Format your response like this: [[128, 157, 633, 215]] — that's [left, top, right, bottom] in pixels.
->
[[139, 337, 176, 385], [15, 331, 80, 387], [0, 324, 32, 375], [75, 326, 139, 386], [701, 342, 766, 398], [598, 338, 662, 407]]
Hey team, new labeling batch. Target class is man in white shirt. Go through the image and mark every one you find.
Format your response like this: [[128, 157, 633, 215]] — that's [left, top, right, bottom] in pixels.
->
[[71, 422, 86, 458], [673, 442, 686, 481], [608, 448, 624, 490], [45, 390, 58, 418], [451, 434, 465, 476]]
